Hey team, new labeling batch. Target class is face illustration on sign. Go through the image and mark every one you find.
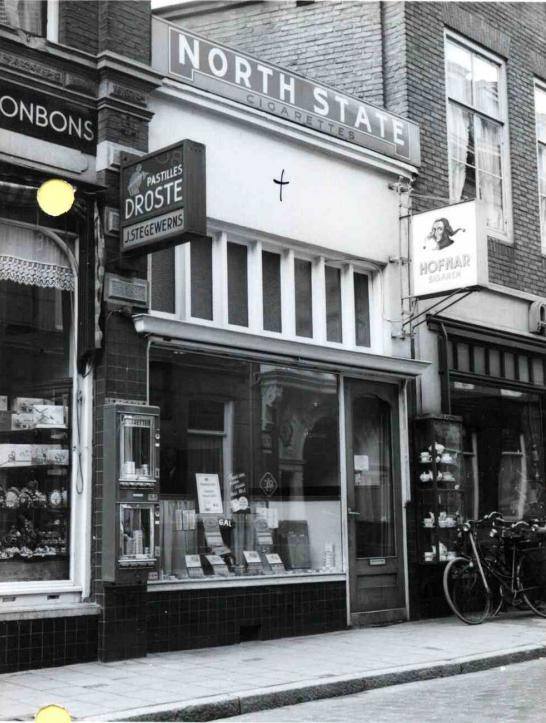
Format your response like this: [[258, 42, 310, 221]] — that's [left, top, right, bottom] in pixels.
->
[[411, 201, 486, 299], [422, 217, 466, 252]]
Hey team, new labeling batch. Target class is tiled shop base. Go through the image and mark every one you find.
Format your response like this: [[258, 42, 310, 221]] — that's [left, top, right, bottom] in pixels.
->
[[0, 583, 346, 672], [0, 616, 98, 674], [147, 582, 347, 653]]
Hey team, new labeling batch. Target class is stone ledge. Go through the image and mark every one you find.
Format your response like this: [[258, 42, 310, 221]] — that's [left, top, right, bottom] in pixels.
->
[[0, 602, 101, 621]]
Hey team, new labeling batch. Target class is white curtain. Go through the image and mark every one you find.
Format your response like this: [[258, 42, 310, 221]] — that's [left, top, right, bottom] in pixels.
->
[[0, 221, 74, 292], [3, 0, 43, 34], [476, 117, 504, 231], [448, 104, 470, 202]]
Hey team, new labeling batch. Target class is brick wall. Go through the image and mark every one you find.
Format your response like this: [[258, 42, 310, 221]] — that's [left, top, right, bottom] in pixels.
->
[[173, 1, 546, 296], [178, 0, 385, 106], [58, 0, 99, 55], [403, 2, 546, 296], [98, 0, 151, 64]]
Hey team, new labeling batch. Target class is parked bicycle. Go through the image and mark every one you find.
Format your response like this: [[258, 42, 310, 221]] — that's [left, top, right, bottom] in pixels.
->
[[443, 511, 546, 624]]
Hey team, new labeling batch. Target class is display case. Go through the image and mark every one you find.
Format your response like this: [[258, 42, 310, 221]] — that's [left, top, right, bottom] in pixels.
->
[[413, 415, 465, 566], [0, 391, 71, 582], [102, 403, 161, 584]]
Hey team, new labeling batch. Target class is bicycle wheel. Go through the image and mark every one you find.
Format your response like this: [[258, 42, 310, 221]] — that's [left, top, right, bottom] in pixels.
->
[[518, 549, 546, 618], [443, 557, 491, 624]]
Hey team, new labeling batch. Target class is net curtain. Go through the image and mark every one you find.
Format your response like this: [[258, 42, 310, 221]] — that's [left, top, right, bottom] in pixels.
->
[[0, 220, 74, 292]]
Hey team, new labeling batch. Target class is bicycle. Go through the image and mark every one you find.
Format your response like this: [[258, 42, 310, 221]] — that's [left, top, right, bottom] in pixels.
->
[[443, 511, 546, 624]]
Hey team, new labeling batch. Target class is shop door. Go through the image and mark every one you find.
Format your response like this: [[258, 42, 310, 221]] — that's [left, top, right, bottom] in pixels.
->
[[345, 379, 406, 625]]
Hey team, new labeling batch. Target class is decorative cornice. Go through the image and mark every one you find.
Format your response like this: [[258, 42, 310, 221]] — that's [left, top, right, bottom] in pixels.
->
[[96, 51, 164, 91]]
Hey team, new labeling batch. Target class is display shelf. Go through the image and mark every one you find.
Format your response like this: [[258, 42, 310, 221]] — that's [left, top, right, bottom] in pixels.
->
[[414, 415, 464, 566]]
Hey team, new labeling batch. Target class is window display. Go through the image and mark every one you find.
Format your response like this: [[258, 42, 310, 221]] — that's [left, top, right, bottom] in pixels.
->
[[414, 415, 464, 565], [150, 351, 343, 581], [0, 223, 75, 582], [451, 382, 546, 520]]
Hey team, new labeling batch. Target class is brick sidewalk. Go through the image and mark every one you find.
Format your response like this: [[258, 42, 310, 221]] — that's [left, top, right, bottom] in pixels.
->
[[1, 614, 546, 721]]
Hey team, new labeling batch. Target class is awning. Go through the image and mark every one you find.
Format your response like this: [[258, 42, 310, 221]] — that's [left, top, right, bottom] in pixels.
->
[[133, 314, 430, 380]]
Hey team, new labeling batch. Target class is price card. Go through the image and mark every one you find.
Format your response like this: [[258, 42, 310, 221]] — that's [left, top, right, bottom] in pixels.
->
[[185, 554, 204, 578], [196, 473, 223, 513], [265, 553, 286, 575], [205, 554, 230, 577]]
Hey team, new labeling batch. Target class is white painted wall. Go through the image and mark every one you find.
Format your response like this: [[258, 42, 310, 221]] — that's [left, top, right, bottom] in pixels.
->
[[148, 89, 404, 264]]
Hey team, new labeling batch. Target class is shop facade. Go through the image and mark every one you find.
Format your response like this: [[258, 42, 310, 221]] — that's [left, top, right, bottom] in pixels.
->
[[0, 0, 162, 671], [169, 0, 546, 622], [122, 18, 425, 649]]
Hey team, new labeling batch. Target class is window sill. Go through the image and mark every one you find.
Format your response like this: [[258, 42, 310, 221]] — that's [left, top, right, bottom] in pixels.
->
[[488, 233, 513, 247], [0, 601, 101, 621], [148, 572, 346, 592]]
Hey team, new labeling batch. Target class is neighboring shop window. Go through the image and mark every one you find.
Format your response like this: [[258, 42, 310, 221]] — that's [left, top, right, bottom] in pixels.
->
[[0, 221, 74, 582], [451, 382, 546, 520], [150, 231, 375, 351], [150, 350, 343, 581], [535, 84, 546, 253], [445, 34, 510, 237], [0, 0, 46, 35]]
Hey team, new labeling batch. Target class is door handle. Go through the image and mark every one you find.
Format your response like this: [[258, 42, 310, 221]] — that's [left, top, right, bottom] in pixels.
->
[[348, 509, 360, 517]]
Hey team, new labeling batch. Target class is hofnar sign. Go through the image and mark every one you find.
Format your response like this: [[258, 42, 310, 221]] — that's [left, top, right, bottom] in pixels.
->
[[0, 80, 96, 154], [411, 200, 488, 299], [152, 20, 420, 166], [120, 140, 206, 255]]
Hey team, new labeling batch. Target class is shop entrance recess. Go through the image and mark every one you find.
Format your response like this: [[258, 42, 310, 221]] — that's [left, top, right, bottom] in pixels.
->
[[345, 379, 406, 625]]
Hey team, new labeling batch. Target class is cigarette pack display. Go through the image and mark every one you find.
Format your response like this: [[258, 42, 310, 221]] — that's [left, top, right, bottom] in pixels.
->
[[0, 396, 7, 411], [0, 444, 32, 467], [12, 398, 46, 413], [11, 413, 35, 430], [33, 405, 65, 428], [45, 448, 69, 466]]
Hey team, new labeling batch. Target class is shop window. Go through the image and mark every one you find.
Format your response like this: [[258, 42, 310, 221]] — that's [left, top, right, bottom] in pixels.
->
[[190, 237, 213, 320], [445, 35, 510, 238], [535, 84, 546, 253], [325, 265, 342, 343], [294, 258, 313, 338], [262, 250, 282, 333], [354, 272, 370, 347], [0, 0, 46, 35], [452, 382, 546, 520], [227, 242, 248, 327], [0, 221, 75, 582], [150, 351, 343, 582]]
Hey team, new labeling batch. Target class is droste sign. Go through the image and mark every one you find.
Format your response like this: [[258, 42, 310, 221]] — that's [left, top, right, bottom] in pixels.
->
[[120, 140, 207, 255]]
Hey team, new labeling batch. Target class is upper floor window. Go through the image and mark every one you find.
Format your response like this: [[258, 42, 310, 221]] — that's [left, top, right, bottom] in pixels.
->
[[149, 232, 375, 352], [535, 84, 546, 253], [0, 0, 47, 36], [445, 34, 510, 238]]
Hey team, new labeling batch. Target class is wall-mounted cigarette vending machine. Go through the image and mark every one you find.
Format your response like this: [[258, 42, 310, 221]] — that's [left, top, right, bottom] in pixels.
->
[[102, 403, 160, 584]]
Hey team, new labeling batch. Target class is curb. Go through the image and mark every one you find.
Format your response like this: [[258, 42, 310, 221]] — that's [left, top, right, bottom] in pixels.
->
[[89, 644, 546, 722]]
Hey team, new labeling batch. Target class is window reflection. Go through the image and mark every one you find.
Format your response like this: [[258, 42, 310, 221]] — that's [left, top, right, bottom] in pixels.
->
[[150, 351, 343, 581]]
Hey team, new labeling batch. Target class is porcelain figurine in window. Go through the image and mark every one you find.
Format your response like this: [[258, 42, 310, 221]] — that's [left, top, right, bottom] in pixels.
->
[[422, 218, 465, 251]]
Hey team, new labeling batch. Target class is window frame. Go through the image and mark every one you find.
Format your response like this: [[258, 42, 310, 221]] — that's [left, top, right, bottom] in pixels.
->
[[535, 79, 546, 255], [149, 227, 378, 353], [444, 30, 513, 243], [0, 219, 91, 606]]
